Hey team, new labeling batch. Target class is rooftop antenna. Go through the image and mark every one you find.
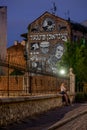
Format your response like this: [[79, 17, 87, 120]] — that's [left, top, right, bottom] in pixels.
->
[[65, 10, 70, 21], [51, 1, 57, 15]]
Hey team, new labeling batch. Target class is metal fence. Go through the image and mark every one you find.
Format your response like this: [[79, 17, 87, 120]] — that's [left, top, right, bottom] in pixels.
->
[[0, 56, 70, 97], [0, 74, 69, 97]]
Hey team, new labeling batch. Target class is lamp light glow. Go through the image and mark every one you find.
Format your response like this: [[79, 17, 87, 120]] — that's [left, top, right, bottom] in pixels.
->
[[59, 69, 65, 75]]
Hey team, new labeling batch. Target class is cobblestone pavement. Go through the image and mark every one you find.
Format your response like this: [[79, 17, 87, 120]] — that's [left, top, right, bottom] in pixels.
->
[[0, 103, 87, 130], [55, 114, 87, 130], [48, 103, 87, 130]]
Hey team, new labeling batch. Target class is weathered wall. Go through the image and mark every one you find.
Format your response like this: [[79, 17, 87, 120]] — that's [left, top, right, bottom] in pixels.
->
[[0, 94, 75, 126], [0, 95, 62, 126]]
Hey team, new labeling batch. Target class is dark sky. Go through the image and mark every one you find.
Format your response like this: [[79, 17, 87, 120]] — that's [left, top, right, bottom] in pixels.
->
[[0, 0, 87, 47]]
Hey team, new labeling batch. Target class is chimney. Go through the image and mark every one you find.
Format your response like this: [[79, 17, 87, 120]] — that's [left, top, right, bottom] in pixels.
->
[[14, 40, 18, 45], [21, 40, 26, 46]]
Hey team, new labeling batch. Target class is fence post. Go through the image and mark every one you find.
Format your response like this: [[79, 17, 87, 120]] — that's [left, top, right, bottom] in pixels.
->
[[69, 68, 75, 94], [7, 53, 10, 97]]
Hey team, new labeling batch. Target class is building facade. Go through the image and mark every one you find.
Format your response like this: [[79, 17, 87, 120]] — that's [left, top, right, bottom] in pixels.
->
[[22, 11, 87, 75], [7, 41, 26, 75], [27, 12, 71, 74]]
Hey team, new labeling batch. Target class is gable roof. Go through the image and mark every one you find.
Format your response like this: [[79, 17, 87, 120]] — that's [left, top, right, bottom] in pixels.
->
[[7, 43, 24, 52], [21, 11, 87, 38], [27, 11, 67, 29]]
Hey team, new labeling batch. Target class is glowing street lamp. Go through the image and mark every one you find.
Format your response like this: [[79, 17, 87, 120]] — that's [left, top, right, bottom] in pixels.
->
[[59, 69, 66, 75]]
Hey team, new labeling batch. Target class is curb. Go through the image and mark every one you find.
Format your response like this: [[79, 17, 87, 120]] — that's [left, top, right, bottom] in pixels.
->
[[47, 109, 87, 130]]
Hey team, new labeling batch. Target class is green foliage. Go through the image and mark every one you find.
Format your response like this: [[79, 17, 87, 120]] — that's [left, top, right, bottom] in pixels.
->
[[62, 41, 87, 82]]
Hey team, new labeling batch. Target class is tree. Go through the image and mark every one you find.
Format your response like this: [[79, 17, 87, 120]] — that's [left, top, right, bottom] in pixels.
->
[[60, 41, 87, 91]]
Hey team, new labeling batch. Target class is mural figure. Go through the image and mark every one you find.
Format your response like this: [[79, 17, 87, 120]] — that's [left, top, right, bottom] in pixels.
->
[[42, 18, 55, 31], [40, 41, 50, 54], [31, 43, 39, 51], [47, 43, 65, 72], [55, 44, 64, 59], [30, 55, 47, 71], [31, 62, 42, 71], [32, 62, 37, 68]]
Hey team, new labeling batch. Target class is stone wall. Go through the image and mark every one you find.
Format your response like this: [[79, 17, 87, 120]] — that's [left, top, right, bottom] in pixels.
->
[[0, 94, 75, 126], [0, 94, 62, 126]]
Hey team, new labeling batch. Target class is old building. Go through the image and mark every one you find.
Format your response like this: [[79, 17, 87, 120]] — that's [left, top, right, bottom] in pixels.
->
[[6, 41, 26, 75], [26, 12, 71, 74], [22, 11, 87, 74]]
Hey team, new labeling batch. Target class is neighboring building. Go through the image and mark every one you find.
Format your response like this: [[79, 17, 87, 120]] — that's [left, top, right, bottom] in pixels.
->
[[0, 6, 7, 75], [22, 11, 87, 74], [81, 20, 87, 27], [6, 41, 26, 75]]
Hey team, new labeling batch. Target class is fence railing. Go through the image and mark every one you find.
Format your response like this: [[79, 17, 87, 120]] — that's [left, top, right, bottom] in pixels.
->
[[0, 75, 69, 97], [0, 56, 70, 97]]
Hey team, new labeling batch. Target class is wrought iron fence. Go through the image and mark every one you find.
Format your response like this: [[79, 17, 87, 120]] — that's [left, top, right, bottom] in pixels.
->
[[0, 56, 70, 97]]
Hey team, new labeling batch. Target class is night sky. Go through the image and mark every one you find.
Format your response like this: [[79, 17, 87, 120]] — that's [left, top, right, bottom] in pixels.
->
[[0, 0, 87, 47]]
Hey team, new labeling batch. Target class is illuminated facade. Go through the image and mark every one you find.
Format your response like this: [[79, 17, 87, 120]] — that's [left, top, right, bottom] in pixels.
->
[[27, 12, 70, 74], [21, 11, 87, 74]]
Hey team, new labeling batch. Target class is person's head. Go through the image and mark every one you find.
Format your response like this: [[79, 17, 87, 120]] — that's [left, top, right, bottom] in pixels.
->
[[61, 82, 65, 86], [40, 41, 50, 54], [55, 45, 64, 59]]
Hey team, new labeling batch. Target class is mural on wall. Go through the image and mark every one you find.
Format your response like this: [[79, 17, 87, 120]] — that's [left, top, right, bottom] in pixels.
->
[[30, 42, 65, 72], [30, 42, 39, 51], [31, 25, 39, 32], [28, 14, 68, 73], [40, 41, 50, 54], [30, 55, 47, 71], [47, 43, 65, 72], [30, 41, 49, 70], [42, 18, 55, 31]]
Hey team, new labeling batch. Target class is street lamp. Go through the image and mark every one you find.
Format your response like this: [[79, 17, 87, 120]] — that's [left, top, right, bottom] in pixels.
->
[[59, 69, 66, 75]]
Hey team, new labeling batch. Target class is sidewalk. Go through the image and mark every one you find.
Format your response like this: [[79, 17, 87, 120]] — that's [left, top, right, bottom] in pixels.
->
[[0, 103, 87, 130], [48, 103, 87, 130]]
